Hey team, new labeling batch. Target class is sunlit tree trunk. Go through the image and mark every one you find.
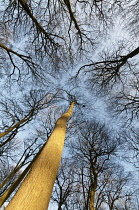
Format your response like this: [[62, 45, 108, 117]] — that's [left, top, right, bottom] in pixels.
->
[[90, 188, 96, 210], [89, 167, 97, 210], [6, 102, 74, 210]]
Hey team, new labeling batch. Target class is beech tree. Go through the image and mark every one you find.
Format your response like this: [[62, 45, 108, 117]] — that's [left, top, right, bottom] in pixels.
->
[[68, 121, 119, 210], [50, 121, 137, 210], [0, 0, 139, 209], [3, 102, 74, 209]]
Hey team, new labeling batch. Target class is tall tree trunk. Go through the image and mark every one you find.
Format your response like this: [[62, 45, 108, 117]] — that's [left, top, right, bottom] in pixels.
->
[[89, 167, 97, 210], [90, 187, 96, 210], [6, 102, 74, 210]]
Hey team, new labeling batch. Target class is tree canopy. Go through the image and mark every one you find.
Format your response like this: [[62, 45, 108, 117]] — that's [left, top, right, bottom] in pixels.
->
[[0, 0, 139, 209]]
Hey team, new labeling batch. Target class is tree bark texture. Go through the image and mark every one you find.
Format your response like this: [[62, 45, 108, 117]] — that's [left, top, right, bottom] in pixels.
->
[[89, 167, 97, 210], [90, 188, 95, 210]]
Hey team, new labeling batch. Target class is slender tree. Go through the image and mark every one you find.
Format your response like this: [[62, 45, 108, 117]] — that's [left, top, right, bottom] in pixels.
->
[[66, 121, 119, 210]]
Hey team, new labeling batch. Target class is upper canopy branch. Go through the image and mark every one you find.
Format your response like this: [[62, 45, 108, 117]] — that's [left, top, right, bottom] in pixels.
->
[[18, 0, 63, 46], [0, 43, 31, 60], [63, 0, 82, 35], [77, 46, 139, 75], [75, 46, 139, 87]]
